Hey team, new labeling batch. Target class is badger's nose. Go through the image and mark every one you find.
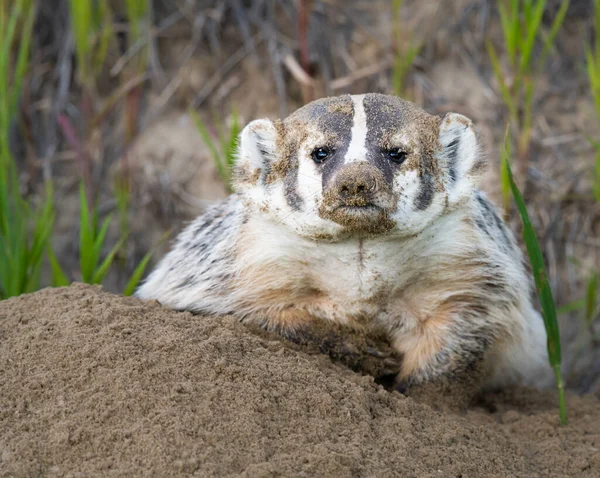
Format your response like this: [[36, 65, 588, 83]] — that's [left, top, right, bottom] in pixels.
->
[[334, 165, 377, 202]]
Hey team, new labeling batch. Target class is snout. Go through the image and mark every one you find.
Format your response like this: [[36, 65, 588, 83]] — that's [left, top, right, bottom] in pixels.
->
[[335, 167, 377, 205], [332, 163, 379, 206], [318, 162, 396, 233]]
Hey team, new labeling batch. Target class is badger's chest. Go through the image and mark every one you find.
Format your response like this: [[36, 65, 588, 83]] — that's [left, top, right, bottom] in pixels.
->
[[241, 223, 413, 324], [313, 239, 401, 298]]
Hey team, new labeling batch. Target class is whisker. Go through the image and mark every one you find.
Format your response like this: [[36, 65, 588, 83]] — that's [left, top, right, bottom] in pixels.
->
[[297, 171, 322, 184], [272, 189, 322, 227]]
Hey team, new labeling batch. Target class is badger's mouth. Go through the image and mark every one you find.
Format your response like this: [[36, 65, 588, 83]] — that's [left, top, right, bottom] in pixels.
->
[[336, 203, 382, 215], [320, 201, 395, 233]]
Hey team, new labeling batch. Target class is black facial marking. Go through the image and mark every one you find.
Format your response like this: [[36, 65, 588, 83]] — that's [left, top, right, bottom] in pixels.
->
[[286, 95, 354, 190], [363, 94, 442, 211], [446, 137, 460, 183], [284, 149, 304, 211], [415, 173, 435, 210], [363, 94, 404, 185], [321, 149, 347, 189]]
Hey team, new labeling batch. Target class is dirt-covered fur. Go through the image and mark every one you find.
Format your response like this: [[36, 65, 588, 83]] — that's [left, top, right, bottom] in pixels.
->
[[137, 93, 551, 392]]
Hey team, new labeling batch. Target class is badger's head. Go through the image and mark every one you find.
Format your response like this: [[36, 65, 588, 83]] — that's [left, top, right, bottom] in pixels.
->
[[233, 93, 484, 240]]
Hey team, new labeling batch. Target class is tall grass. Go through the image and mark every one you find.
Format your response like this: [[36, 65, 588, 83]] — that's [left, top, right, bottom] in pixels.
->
[[68, 0, 112, 92], [190, 109, 240, 192], [585, 0, 600, 201], [488, 0, 569, 182], [117, 0, 150, 239], [63, 0, 154, 292], [77, 183, 125, 284], [502, 130, 567, 425], [124, 0, 149, 73], [0, 0, 56, 299], [500, 125, 513, 216], [46, 182, 159, 293], [391, 0, 421, 99], [0, 0, 157, 299]]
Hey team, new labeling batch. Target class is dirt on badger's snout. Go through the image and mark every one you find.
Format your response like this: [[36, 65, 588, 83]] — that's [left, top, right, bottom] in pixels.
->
[[1, 284, 599, 477]]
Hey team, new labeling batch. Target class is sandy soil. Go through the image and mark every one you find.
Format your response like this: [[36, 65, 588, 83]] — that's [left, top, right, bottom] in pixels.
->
[[1, 284, 599, 477]]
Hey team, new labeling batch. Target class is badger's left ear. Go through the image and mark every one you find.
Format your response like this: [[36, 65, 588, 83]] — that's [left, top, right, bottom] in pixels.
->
[[232, 118, 280, 191], [436, 112, 486, 204]]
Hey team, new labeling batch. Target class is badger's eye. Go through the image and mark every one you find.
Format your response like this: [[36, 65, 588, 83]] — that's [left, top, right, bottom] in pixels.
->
[[311, 147, 330, 163], [385, 148, 407, 164]]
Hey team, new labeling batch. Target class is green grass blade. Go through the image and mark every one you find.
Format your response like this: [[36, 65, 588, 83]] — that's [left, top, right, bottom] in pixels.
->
[[190, 108, 226, 182], [500, 126, 512, 215], [92, 234, 127, 285], [12, 212, 27, 296], [93, 1, 113, 76], [10, 0, 35, 119], [520, 78, 535, 155], [79, 182, 96, 283], [0, 0, 20, 136], [123, 229, 171, 296], [498, 1, 515, 67], [123, 250, 152, 296], [509, 0, 521, 67], [125, 0, 148, 42], [69, 0, 93, 86], [486, 41, 518, 122], [28, 185, 55, 271], [519, 0, 546, 75], [25, 217, 54, 293], [48, 247, 70, 287], [503, 140, 566, 425], [539, 0, 570, 66], [523, 0, 536, 29], [24, 260, 42, 294], [585, 45, 597, 93], [557, 299, 585, 315], [93, 214, 112, 264]]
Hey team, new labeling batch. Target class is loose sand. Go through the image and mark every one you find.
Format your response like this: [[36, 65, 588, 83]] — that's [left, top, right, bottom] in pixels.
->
[[1, 284, 599, 477]]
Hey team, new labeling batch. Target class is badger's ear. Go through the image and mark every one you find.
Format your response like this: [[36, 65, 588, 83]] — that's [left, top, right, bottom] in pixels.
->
[[233, 119, 280, 190], [437, 112, 485, 204]]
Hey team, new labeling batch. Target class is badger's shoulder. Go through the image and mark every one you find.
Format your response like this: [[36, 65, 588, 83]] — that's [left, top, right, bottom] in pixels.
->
[[411, 189, 529, 296], [136, 194, 246, 313], [469, 191, 519, 255]]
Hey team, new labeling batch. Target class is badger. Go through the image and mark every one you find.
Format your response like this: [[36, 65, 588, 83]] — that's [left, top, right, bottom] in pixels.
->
[[137, 93, 551, 393]]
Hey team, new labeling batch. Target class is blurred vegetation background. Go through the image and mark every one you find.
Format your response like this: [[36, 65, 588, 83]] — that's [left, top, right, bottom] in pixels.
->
[[0, 0, 599, 392]]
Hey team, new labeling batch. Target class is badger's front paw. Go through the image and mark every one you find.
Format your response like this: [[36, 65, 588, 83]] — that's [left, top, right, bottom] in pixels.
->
[[294, 323, 403, 384], [354, 338, 403, 387], [254, 311, 402, 383]]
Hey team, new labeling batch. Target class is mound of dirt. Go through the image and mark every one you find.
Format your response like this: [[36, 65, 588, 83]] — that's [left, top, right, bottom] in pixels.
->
[[1, 284, 599, 477]]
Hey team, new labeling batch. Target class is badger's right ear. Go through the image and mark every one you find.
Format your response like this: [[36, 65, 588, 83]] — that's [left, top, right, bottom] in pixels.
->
[[233, 119, 280, 190], [436, 113, 485, 205]]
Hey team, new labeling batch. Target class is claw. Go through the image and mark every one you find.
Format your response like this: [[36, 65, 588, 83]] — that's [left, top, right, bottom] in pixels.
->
[[383, 357, 402, 370], [366, 346, 391, 358]]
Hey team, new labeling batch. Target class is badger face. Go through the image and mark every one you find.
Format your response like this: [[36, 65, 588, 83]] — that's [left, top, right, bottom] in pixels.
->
[[234, 93, 484, 240]]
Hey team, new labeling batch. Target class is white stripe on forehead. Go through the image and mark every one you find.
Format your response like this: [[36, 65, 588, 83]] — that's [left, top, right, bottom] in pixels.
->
[[344, 95, 368, 164]]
